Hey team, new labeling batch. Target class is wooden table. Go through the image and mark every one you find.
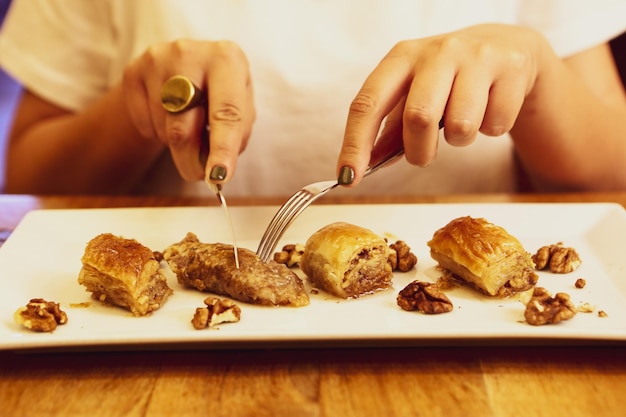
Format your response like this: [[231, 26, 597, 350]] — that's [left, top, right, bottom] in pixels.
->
[[1, 193, 625, 417]]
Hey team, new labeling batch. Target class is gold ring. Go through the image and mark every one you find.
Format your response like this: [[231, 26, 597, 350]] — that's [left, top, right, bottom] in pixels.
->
[[160, 75, 205, 113]]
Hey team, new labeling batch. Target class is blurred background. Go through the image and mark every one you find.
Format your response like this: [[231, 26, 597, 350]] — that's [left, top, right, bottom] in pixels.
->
[[0, 0, 20, 193]]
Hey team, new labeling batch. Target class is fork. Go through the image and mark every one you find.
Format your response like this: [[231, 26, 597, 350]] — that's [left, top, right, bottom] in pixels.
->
[[256, 147, 405, 262]]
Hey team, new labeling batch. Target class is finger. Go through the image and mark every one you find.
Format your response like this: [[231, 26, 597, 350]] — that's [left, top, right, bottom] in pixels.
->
[[402, 54, 455, 166], [441, 68, 491, 147], [481, 76, 526, 137], [204, 42, 253, 184], [338, 43, 414, 185], [122, 66, 157, 140], [147, 71, 175, 145], [369, 101, 405, 164], [165, 105, 206, 180]]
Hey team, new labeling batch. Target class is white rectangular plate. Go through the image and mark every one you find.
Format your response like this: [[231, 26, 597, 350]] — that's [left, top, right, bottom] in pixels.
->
[[1, 203, 626, 351]]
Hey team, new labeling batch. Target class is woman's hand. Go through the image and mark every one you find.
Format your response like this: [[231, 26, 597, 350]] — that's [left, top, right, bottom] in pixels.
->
[[123, 39, 255, 184], [337, 24, 546, 186]]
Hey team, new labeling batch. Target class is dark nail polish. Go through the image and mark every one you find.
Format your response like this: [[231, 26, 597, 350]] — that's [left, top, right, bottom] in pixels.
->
[[338, 166, 355, 185], [209, 165, 227, 181]]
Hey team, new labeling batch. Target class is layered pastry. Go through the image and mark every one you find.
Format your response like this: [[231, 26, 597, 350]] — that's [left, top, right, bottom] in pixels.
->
[[163, 232, 309, 307], [78, 233, 173, 316], [300, 222, 394, 298], [427, 216, 538, 297]]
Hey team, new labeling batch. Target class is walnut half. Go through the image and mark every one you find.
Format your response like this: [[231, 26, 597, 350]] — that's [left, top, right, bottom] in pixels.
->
[[524, 287, 576, 326], [388, 240, 418, 272], [532, 242, 581, 273], [397, 281, 453, 314], [14, 298, 68, 332], [192, 297, 242, 329], [273, 243, 305, 267]]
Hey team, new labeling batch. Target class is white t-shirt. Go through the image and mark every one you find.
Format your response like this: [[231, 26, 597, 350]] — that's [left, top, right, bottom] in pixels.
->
[[1, 0, 625, 197]]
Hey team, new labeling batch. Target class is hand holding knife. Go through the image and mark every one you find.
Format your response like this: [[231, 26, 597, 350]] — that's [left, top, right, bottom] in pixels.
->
[[160, 75, 240, 269]]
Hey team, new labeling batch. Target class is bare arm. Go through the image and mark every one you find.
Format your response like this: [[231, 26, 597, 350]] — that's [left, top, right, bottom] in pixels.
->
[[511, 42, 626, 191], [5, 85, 164, 194]]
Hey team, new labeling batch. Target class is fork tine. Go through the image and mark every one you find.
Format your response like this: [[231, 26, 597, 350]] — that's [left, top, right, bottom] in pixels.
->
[[257, 180, 340, 262], [261, 194, 313, 259], [256, 190, 313, 261], [256, 201, 294, 260], [259, 194, 304, 250]]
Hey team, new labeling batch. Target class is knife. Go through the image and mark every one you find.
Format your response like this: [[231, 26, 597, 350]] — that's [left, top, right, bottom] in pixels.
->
[[207, 180, 240, 270], [160, 75, 240, 269], [200, 127, 240, 270]]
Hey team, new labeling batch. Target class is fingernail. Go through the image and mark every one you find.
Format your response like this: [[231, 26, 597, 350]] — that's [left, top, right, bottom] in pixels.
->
[[337, 166, 355, 185], [209, 165, 227, 181]]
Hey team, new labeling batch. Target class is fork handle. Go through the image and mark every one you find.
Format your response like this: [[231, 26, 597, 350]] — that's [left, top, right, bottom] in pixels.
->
[[364, 117, 444, 177], [364, 148, 405, 177]]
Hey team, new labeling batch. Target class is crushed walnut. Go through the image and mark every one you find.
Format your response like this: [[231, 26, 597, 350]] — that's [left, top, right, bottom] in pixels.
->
[[524, 287, 576, 326], [273, 243, 305, 267], [577, 302, 595, 313], [574, 278, 586, 289], [397, 281, 453, 314], [388, 240, 418, 272], [532, 242, 581, 273], [192, 296, 242, 330], [14, 298, 68, 333]]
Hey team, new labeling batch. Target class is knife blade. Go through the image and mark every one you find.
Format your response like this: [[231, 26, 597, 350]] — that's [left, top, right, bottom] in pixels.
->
[[207, 180, 240, 269], [197, 122, 240, 269]]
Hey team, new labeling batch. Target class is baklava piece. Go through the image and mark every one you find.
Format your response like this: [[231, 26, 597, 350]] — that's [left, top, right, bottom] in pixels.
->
[[427, 216, 538, 297], [78, 233, 173, 316], [163, 233, 309, 307], [300, 222, 394, 299]]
